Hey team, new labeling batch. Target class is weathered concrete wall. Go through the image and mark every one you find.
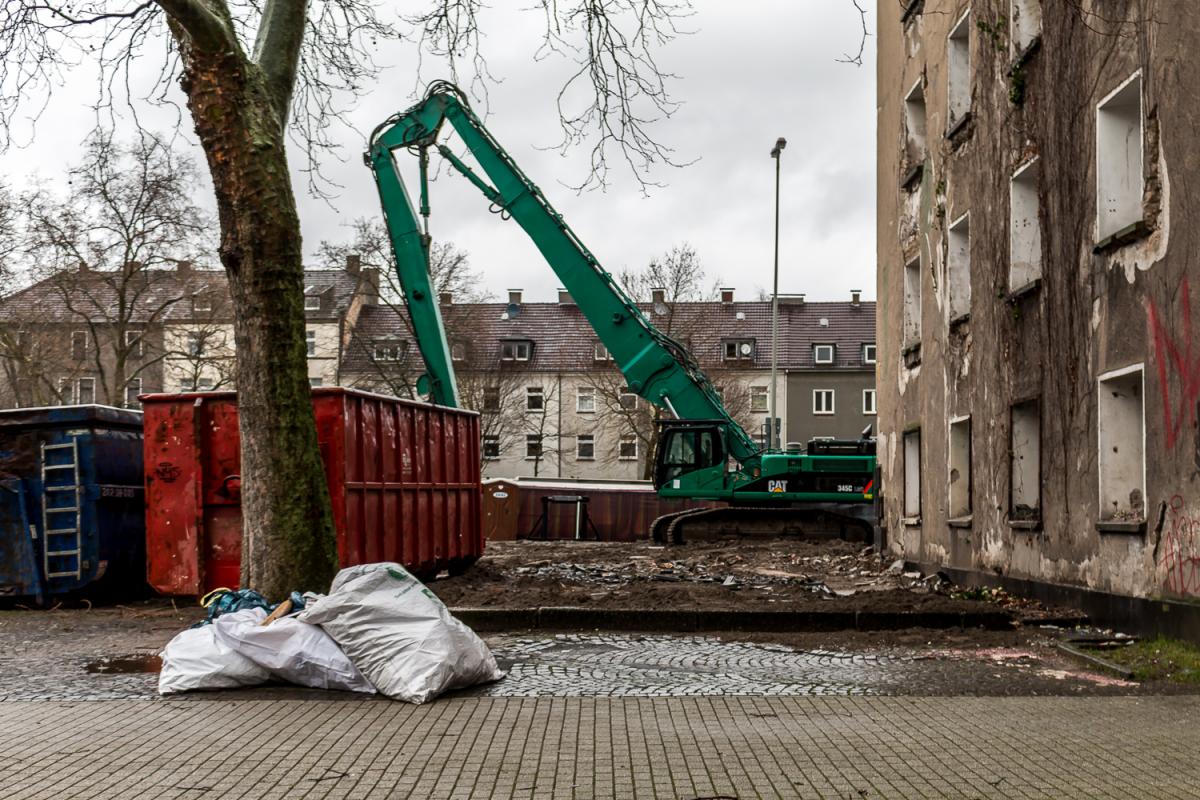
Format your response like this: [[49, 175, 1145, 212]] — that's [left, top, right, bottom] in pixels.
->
[[877, 0, 1200, 602]]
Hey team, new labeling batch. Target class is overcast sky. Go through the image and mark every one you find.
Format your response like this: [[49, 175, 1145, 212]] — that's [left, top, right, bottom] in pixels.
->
[[0, 0, 877, 303]]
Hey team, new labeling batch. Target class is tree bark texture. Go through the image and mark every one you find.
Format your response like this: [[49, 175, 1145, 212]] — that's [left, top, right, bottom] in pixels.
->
[[172, 25, 337, 597]]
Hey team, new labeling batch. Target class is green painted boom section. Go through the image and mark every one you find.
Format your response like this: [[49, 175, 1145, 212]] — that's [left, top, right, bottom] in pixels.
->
[[366, 81, 762, 466]]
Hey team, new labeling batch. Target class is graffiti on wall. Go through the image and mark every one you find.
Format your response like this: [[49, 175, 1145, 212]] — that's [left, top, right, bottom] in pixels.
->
[[1159, 495, 1200, 597], [1148, 277, 1200, 458]]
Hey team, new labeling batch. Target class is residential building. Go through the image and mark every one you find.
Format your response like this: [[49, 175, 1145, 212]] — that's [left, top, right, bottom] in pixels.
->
[[878, 2, 1199, 615]]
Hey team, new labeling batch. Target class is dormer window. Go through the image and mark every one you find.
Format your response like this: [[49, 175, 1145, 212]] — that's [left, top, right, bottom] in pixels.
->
[[813, 344, 836, 365], [723, 338, 755, 360], [304, 287, 321, 311], [500, 339, 532, 361], [451, 342, 467, 362], [192, 294, 212, 313], [862, 344, 877, 365], [594, 343, 613, 361], [373, 340, 405, 362]]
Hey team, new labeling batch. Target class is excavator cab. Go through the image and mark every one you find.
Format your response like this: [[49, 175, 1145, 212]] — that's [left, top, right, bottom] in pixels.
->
[[654, 420, 727, 490]]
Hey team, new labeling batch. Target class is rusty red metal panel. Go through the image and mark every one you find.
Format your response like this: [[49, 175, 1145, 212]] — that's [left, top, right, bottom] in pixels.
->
[[143, 387, 483, 595], [144, 399, 203, 595], [513, 480, 719, 541]]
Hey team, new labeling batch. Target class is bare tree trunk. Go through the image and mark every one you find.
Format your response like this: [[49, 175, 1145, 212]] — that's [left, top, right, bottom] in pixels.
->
[[178, 41, 337, 596]]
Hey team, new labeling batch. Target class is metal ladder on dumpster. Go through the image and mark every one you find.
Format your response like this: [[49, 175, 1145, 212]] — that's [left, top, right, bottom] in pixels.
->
[[40, 438, 83, 581]]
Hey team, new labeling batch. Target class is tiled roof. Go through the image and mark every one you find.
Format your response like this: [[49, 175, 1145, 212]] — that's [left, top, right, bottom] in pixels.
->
[[343, 298, 876, 375], [0, 266, 363, 323]]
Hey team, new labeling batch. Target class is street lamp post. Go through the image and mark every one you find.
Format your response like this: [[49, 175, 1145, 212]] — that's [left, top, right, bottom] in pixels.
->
[[769, 136, 787, 451]]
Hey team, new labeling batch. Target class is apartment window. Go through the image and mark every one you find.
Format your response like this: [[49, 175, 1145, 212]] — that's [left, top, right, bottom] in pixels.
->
[[813, 389, 835, 415], [904, 80, 927, 171], [482, 386, 501, 412], [947, 213, 971, 322], [309, 377, 323, 388], [451, 342, 466, 362], [594, 343, 613, 361], [576, 434, 595, 461], [482, 435, 500, 460], [525, 434, 543, 460], [500, 340, 532, 361], [1098, 366, 1145, 522], [1011, 0, 1042, 54], [196, 378, 215, 391], [904, 256, 922, 347], [525, 386, 544, 412], [1096, 72, 1144, 241], [306, 330, 316, 357], [71, 331, 87, 361], [863, 389, 876, 416], [1010, 158, 1042, 291], [187, 331, 204, 357], [618, 435, 638, 461], [1010, 400, 1041, 521], [862, 344, 877, 365], [304, 289, 321, 311], [77, 377, 95, 404], [723, 338, 755, 360], [373, 341, 403, 362], [125, 378, 142, 408], [125, 330, 143, 357], [949, 416, 971, 519], [576, 386, 596, 413], [947, 10, 971, 129], [618, 390, 638, 411], [192, 294, 212, 313], [813, 344, 835, 365], [903, 429, 921, 520], [57, 377, 71, 404], [750, 385, 769, 413]]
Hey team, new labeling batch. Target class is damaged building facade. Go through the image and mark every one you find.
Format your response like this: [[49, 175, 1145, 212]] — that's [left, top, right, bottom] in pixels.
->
[[877, 0, 1200, 620]]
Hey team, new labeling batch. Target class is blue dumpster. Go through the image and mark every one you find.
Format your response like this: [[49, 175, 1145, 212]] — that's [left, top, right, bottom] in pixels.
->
[[0, 405, 146, 601]]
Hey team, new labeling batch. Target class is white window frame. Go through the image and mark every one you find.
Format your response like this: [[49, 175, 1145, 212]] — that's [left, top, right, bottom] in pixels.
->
[[125, 329, 144, 357], [77, 377, 95, 404], [451, 342, 466, 362], [482, 435, 500, 460], [862, 344, 877, 364], [618, 435, 638, 461], [306, 329, 317, 357], [304, 290, 321, 311], [813, 344, 835, 365], [525, 386, 545, 412], [618, 390, 638, 411], [813, 389, 835, 415], [723, 339, 754, 361], [576, 386, 596, 414], [576, 434, 595, 461], [1096, 71, 1144, 242], [593, 343, 613, 361], [750, 385, 769, 413], [524, 434, 543, 460], [501, 341, 532, 361], [862, 389, 876, 416]]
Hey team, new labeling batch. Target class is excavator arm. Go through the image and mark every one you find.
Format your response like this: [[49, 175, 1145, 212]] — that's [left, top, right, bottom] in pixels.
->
[[365, 81, 762, 467]]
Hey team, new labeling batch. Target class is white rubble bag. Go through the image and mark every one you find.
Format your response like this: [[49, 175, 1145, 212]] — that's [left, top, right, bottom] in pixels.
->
[[299, 562, 505, 704], [158, 608, 271, 694], [211, 607, 375, 693]]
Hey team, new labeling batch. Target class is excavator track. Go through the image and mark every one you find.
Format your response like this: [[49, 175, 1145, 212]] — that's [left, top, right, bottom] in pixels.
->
[[649, 505, 874, 545]]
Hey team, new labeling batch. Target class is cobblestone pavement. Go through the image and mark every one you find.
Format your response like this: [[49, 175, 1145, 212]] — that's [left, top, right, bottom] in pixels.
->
[[2, 695, 1199, 799]]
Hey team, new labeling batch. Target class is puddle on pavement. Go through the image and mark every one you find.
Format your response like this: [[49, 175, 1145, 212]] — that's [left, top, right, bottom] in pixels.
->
[[85, 654, 162, 674]]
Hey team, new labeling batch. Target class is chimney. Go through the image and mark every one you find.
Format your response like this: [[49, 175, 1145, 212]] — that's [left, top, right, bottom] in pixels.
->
[[345, 254, 362, 274], [362, 267, 379, 307], [650, 287, 666, 305], [851, 288, 862, 307], [507, 289, 523, 305], [122, 260, 141, 277], [439, 290, 453, 305], [78, 260, 89, 274], [176, 259, 192, 276], [557, 288, 574, 305], [720, 287, 735, 304]]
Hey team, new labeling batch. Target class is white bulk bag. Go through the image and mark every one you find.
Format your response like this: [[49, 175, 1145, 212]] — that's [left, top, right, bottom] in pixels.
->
[[299, 562, 504, 704], [158, 608, 271, 694]]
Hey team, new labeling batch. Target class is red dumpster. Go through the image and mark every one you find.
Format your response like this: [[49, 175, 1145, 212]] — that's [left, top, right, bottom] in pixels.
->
[[142, 387, 482, 595]]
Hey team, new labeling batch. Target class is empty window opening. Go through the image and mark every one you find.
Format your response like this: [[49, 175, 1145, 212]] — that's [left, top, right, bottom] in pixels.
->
[[863, 389, 877, 416], [576, 386, 596, 413], [525, 435, 543, 460], [1096, 72, 1144, 241], [813, 389, 835, 415], [1009, 158, 1042, 291], [949, 416, 971, 519], [618, 435, 638, 461], [947, 10, 972, 127], [904, 256, 922, 347], [1098, 366, 1145, 521], [723, 338, 755, 360], [904, 80, 927, 168], [482, 435, 500, 460], [577, 434, 595, 461], [904, 429, 921, 519], [750, 386, 769, 413], [1010, 400, 1041, 520], [309, 377, 323, 388], [813, 344, 835, 364], [525, 386, 544, 412], [947, 213, 971, 322], [1011, 0, 1042, 54]]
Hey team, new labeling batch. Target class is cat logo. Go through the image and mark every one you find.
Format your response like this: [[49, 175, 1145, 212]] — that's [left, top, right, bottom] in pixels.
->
[[767, 479, 788, 494]]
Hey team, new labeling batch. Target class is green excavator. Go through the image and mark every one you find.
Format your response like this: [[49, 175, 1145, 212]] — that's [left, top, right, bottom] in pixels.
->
[[365, 81, 878, 543]]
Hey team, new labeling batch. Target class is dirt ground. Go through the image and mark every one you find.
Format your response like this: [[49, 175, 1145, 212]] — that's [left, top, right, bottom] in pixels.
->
[[429, 539, 1080, 621]]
